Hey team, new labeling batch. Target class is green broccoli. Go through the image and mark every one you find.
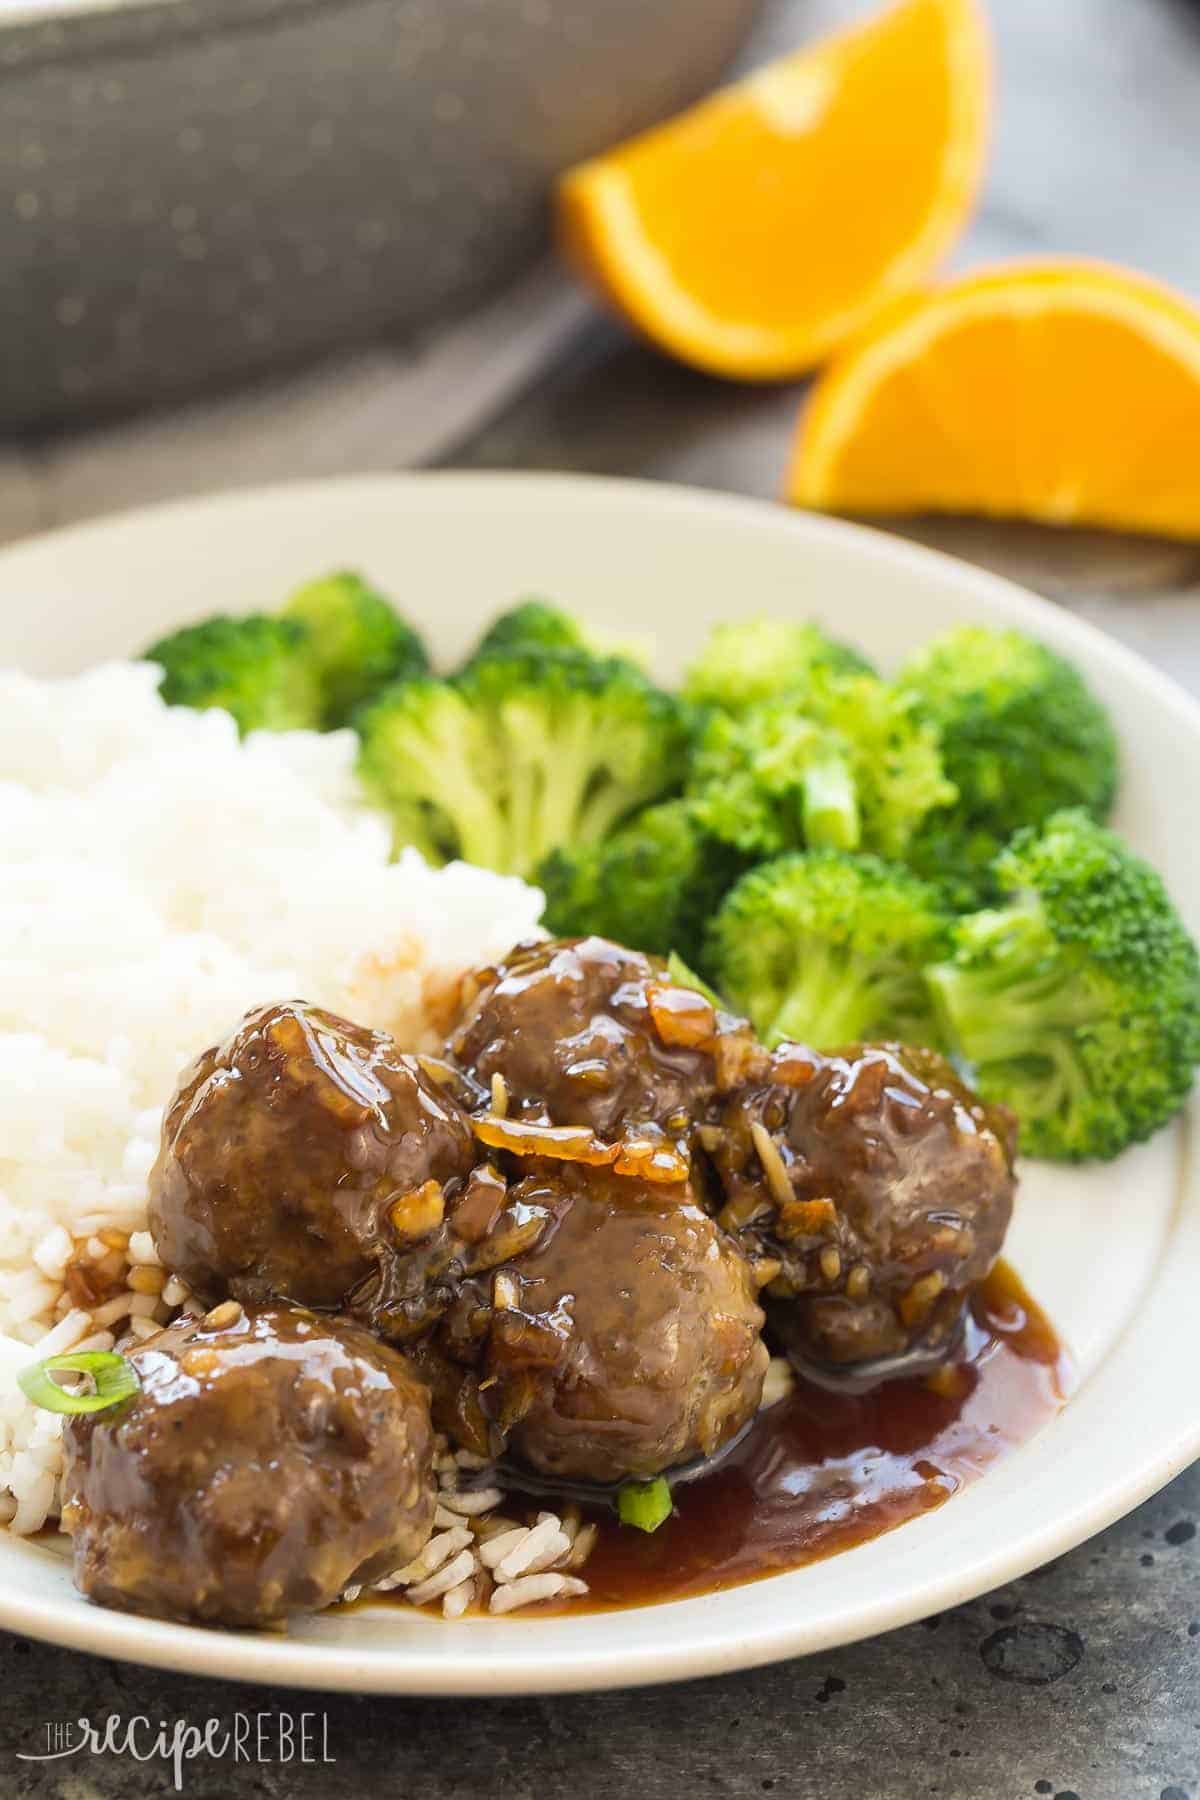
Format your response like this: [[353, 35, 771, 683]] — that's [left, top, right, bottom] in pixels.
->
[[538, 799, 749, 966], [686, 674, 954, 862], [356, 649, 689, 876], [927, 810, 1200, 1162], [898, 626, 1119, 903], [354, 678, 498, 867], [687, 703, 860, 856], [803, 673, 957, 862], [900, 812, 1016, 914], [280, 571, 429, 726], [144, 614, 322, 735], [682, 617, 873, 714], [705, 850, 950, 1050], [465, 598, 651, 673], [466, 599, 590, 665]]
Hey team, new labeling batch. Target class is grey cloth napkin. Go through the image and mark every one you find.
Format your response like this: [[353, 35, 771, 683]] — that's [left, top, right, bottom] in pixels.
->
[[0, 262, 589, 550]]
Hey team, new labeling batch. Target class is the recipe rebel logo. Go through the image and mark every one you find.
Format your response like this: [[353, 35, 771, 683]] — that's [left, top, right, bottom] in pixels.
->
[[15, 1710, 335, 1790]]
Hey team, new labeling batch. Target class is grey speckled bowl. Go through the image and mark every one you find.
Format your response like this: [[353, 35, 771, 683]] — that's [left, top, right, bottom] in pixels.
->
[[1, 0, 763, 428]]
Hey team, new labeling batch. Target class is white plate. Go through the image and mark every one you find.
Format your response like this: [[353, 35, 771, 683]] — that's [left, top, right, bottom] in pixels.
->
[[0, 472, 1197, 1695]]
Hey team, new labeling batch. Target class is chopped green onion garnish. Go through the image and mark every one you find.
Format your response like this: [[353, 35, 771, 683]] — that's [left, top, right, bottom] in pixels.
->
[[617, 1476, 673, 1533], [18, 1350, 140, 1416], [665, 952, 725, 1012]]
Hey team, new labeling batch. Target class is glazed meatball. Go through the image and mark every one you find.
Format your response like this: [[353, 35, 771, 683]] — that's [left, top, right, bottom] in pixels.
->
[[708, 1043, 1016, 1373], [61, 1303, 436, 1627], [437, 1162, 768, 1484], [149, 1001, 477, 1330], [449, 936, 765, 1153]]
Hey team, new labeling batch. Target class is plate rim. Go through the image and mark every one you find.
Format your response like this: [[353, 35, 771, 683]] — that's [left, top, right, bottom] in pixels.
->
[[3, 464, 1200, 729], [1, 467, 1198, 1696]]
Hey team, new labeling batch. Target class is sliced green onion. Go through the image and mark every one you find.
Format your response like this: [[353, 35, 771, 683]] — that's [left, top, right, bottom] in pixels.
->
[[617, 1476, 673, 1533], [18, 1350, 140, 1416], [665, 952, 725, 1012]]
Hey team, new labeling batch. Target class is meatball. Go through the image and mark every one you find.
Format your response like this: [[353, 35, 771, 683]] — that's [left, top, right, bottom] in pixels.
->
[[61, 1303, 436, 1626], [449, 936, 766, 1153], [708, 1043, 1016, 1373], [437, 1163, 768, 1484], [149, 1001, 477, 1330]]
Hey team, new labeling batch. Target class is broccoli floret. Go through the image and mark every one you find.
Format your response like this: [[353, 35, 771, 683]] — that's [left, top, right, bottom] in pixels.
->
[[686, 674, 954, 862], [538, 799, 749, 966], [687, 703, 860, 856], [280, 571, 429, 726], [900, 813, 1014, 913], [146, 576, 426, 736], [357, 649, 689, 876], [355, 677, 503, 867], [466, 599, 651, 673], [927, 810, 1200, 1162], [803, 673, 957, 862], [705, 850, 950, 1050], [467, 599, 590, 665], [682, 617, 873, 714], [898, 627, 1119, 900], [144, 614, 322, 735]]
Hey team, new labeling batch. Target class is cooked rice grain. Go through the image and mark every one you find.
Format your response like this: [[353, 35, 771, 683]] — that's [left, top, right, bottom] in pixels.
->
[[489, 1574, 589, 1615]]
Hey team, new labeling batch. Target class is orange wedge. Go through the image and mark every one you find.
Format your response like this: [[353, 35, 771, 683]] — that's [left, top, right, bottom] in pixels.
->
[[556, 0, 991, 381], [789, 261, 1200, 540]]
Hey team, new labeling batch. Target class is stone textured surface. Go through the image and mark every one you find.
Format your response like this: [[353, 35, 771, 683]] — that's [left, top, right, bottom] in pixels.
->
[[2, 0, 1200, 1792], [1, 1463, 1198, 1797]]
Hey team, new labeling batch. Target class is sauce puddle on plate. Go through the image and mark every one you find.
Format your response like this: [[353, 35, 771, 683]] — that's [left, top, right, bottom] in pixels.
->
[[557, 1261, 1070, 1613], [364, 1262, 1069, 1620]]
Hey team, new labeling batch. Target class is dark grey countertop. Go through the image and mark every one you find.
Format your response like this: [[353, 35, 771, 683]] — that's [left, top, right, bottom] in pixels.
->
[[4, 1462, 1198, 1799], [4, 0, 1200, 1794]]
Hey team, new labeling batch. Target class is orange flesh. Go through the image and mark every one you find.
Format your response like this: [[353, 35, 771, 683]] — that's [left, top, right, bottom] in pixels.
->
[[557, 0, 990, 378], [790, 261, 1200, 540]]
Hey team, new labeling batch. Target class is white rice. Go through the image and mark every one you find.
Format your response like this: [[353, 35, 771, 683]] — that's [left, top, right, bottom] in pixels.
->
[[361, 1446, 594, 1617], [0, 661, 543, 1536]]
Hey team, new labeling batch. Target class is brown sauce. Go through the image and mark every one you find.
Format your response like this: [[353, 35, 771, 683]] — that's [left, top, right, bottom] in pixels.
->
[[550, 1261, 1069, 1614], [364, 1261, 1068, 1620]]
